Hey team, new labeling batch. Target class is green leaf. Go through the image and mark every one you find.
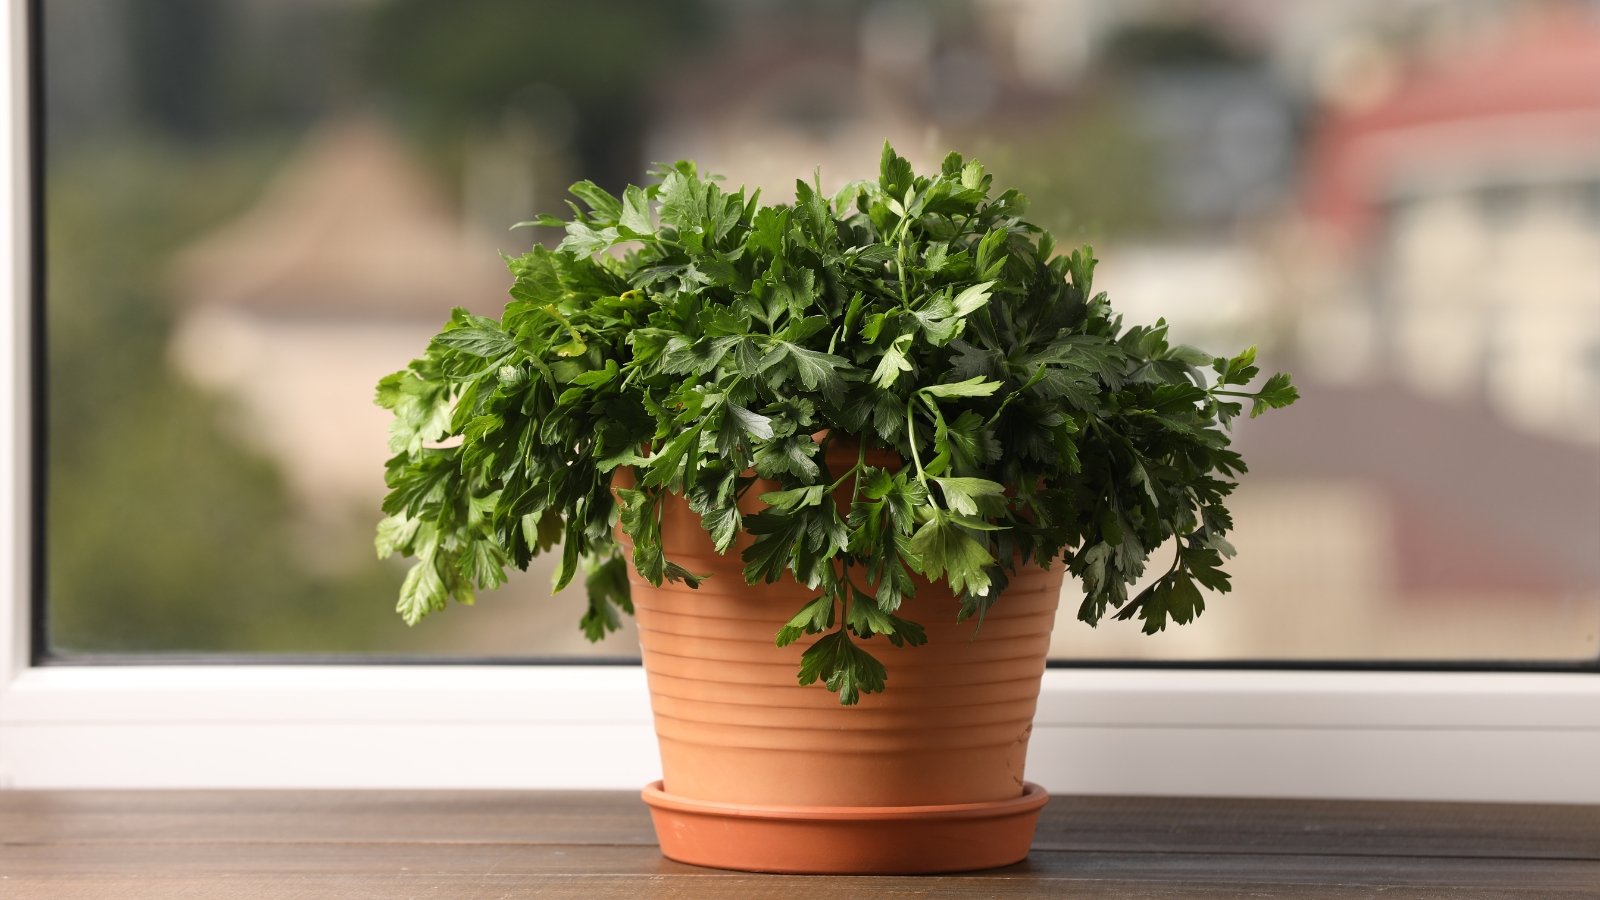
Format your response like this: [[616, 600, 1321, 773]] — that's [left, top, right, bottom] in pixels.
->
[[760, 484, 826, 510], [961, 158, 986, 190], [374, 515, 419, 559], [1066, 245, 1096, 294], [911, 294, 962, 345], [776, 594, 835, 647], [932, 477, 1006, 516], [614, 488, 652, 534], [641, 424, 703, 490], [433, 326, 514, 358], [376, 370, 452, 454], [619, 184, 652, 235], [1250, 372, 1299, 417], [661, 560, 706, 588], [632, 541, 666, 585], [741, 528, 794, 584], [658, 166, 709, 227], [552, 523, 582, 592], [879, 141, 914, 197], [921, 376, 1002, 399], [726, 403, 775, 440], [506, 248, 564, 304], [700, 503, 741, 553], [871, 334, 914, 389], [793, 178, 831, 240], [949, 280, 995, 317], [529, 509, 565, 553], [797, 629, 887, 705], [569, 180, 622, 222], [1120, 573, 1207, 635], [510, 214, 566, 230], [397, 551, 449, 626], [906, 511, 995, 596], [1213, 345, 1260, 386], [579, 554, 633, 642], [845, 589, 928, 648], [659, 335, 738, 376], [467, 539, 509, 591], [770, 269, 819, 321], [943, 409, 996, 469], [749, 205, 788, 255], [753, 435, 820, 480], [975, 229, 1008, 278], [559, 220, 621, 255], [766, 342, 851, 401], [871, 472, 926, 537]]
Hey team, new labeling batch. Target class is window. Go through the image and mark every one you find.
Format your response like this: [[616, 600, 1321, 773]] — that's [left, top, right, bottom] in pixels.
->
[[3, 0, 1597, 799]]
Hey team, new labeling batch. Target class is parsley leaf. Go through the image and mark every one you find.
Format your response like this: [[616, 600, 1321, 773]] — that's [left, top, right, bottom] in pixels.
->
[[797, 629, 888, 706], [906, 510, 997, 597], [921, 376, 1003, 399]]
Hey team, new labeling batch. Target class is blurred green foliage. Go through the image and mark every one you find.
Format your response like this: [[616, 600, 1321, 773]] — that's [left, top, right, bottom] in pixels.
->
[[1100, 20, 1254, 70], [45, 142, 408, 653], [364, 0, 711, 191], [957, 93, 1164, 245]]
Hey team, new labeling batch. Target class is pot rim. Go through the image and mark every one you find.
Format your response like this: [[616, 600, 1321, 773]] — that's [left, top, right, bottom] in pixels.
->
[[642, 779, 1047, 822]]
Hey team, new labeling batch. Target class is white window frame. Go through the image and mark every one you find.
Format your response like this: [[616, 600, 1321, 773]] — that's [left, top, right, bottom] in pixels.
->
[[1, 6, 1596, 800]]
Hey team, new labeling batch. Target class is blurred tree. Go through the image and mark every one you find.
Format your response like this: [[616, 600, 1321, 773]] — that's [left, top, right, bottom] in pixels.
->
[[48, 0, 364, 150], [45, 143, 408, 653], [1100, 20, 1254, 70], [126, 0, 228, 140], [362, 0, 711, 191], [958, 93, 1165, 245]]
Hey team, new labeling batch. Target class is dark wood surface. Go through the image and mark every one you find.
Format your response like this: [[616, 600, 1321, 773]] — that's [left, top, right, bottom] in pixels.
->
[[2, 791, 1597, 898]]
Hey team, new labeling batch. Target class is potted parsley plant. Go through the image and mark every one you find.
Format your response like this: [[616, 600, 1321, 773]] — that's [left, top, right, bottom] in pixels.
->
[[375, 143, 1297, 874]]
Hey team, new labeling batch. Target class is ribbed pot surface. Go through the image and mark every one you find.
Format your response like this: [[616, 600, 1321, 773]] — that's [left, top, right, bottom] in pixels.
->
[[622, 458, 1065, 808]]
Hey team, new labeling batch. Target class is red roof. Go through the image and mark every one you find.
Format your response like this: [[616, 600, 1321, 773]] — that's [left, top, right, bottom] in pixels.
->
[[1303, 14, 1600, 246]]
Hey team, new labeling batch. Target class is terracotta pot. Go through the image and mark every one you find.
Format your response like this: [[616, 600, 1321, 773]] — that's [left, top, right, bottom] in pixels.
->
[[615, 440, 1065, 874]]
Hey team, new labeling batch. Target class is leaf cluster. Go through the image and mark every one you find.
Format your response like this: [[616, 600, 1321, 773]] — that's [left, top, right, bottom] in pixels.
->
[[376, 144, 1298, 703]]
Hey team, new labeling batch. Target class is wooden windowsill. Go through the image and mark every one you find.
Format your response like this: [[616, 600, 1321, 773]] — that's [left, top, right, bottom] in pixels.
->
[[1, 790, 1596, 897]]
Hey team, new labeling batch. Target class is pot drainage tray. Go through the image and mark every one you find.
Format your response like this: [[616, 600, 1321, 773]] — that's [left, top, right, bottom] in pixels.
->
[[641, 779, 1049, 874]]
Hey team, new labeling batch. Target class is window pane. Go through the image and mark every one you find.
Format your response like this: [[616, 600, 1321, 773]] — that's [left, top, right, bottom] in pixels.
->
[[44, 1, 1599, 661]]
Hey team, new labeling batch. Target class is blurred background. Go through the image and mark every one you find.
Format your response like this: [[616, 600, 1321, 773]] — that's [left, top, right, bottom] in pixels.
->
[[42, 0, 1600, 661]]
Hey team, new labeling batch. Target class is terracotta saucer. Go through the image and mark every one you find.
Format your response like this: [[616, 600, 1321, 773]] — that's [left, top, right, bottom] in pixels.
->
[[641, 780, 1049, 874]]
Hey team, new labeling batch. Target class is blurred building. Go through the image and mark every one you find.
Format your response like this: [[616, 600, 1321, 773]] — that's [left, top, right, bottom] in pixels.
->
[[1301, 13, 1600, 445], [162, 117, 619, 654], [1054, 2, 1600, 660], [168, 119, 511, 528], [1150, 9, 1600, 663]]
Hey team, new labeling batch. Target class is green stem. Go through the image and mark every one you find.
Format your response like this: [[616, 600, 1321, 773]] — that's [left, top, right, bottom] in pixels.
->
[[826, 469, 855, 493], [828, 439, 870, 494], [1162, 536, 1183, 580], [895, 239, 912, 309], [954, 209, 977, 239], [904, 396, 928, 487], [890, 192, 920, 310]]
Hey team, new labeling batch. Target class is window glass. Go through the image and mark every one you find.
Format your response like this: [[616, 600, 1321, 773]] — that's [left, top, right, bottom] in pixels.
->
[[44, 0, 1600, 661]]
